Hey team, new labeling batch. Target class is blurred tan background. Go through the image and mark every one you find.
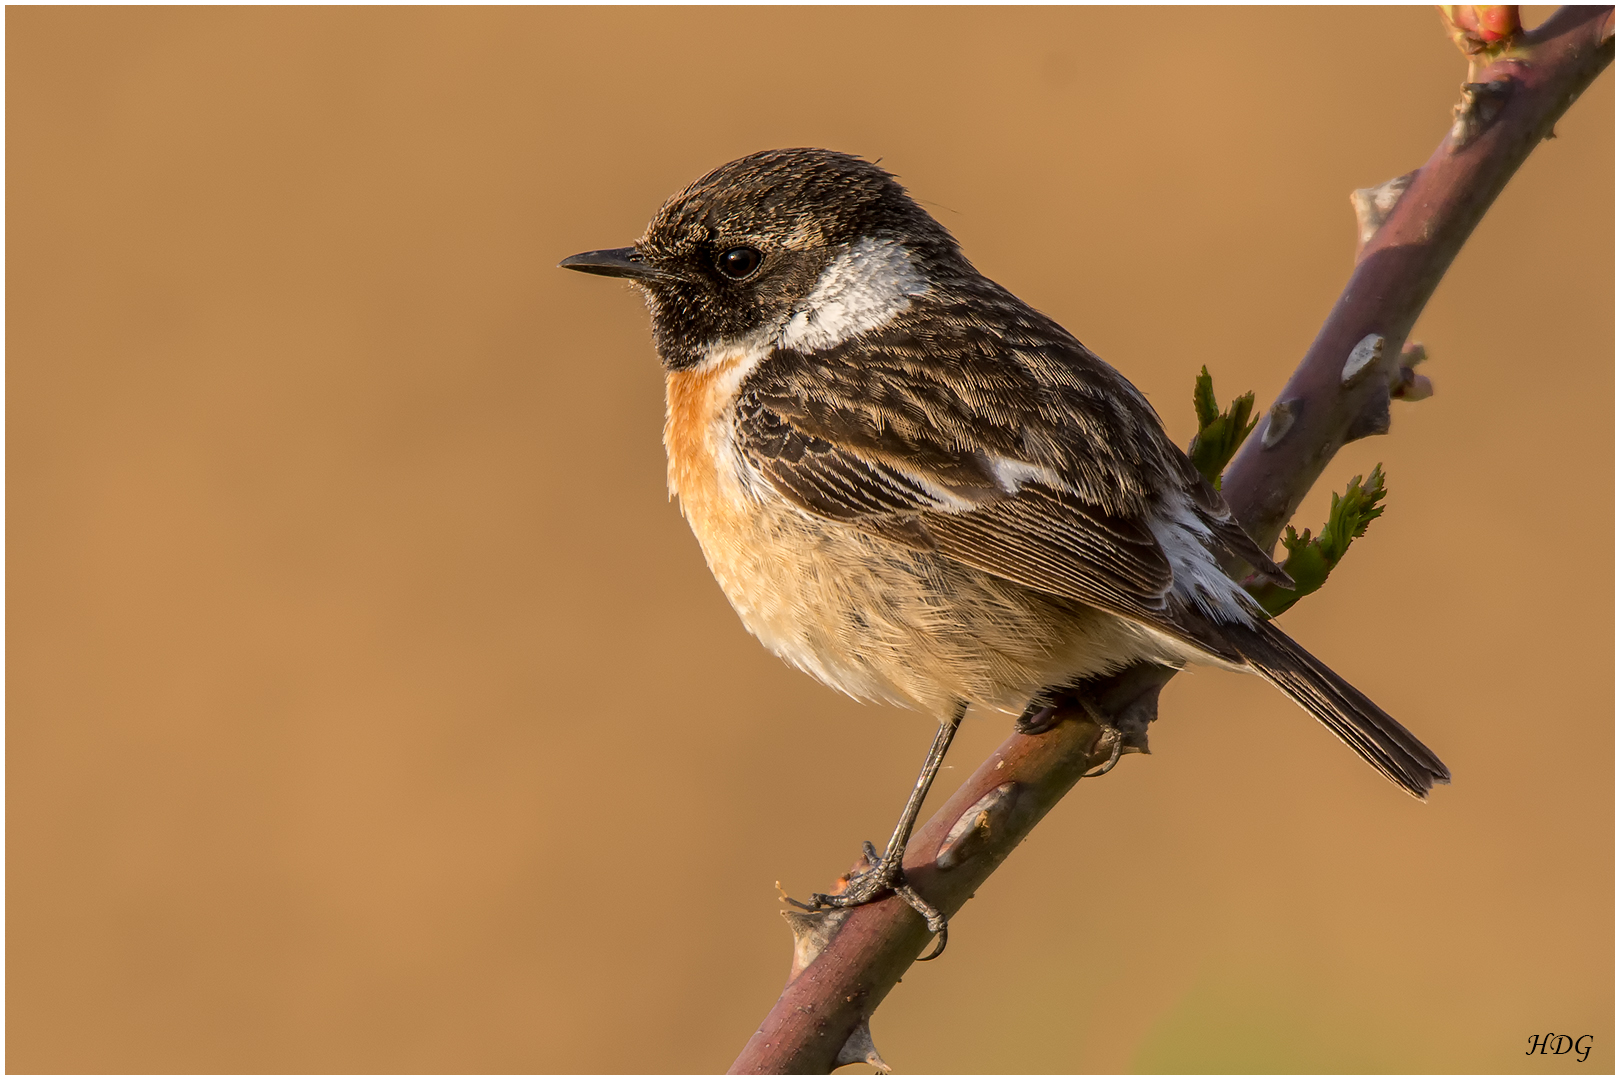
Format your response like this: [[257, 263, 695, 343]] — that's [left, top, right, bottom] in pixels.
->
[[7, 6, 1612, 1073]]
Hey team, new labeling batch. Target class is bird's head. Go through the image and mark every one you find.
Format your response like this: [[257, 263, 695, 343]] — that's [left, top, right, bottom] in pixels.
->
[[561, 148, 962, 369]]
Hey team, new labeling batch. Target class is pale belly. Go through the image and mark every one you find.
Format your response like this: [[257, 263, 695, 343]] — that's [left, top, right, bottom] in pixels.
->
[[663, 359, 1191, 718], [691, 491, 1189, 716]]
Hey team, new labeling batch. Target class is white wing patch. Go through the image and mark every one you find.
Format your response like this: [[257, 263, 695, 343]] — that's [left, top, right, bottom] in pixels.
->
[[778, 237, 929, 352], [987, 455, 1067, 495], [1148, 494, 1261, 624], [903, 471, 979, 514]]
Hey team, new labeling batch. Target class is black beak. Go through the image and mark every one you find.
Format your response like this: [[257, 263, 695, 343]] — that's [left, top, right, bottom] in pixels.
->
[[558, 247, 666, 281]]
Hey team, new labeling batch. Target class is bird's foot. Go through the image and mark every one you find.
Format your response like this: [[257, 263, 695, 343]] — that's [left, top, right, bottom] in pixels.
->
[[786, 842, 949, 960], [1015, 686, 1134, 774], [1013, 697, 1063, 735]]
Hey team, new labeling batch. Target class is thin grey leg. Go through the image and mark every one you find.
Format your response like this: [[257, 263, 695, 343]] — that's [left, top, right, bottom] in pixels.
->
[[788, 701, 967, 959]]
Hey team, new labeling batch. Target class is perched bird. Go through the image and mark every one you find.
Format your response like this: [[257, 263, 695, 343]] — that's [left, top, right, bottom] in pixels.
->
[[561, 148, 1448, 946]]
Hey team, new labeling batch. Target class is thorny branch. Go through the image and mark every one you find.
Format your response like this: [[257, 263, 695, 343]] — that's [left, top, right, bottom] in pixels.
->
[[729, 7, 1613, 1073]]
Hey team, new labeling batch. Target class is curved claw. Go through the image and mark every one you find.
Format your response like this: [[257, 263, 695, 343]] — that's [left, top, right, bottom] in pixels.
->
[[1080, 727, 1125, 779], [917, 927, 948, 962]]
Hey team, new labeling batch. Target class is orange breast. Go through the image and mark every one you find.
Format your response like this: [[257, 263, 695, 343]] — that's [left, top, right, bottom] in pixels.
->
[[663, 352, 753, 518]]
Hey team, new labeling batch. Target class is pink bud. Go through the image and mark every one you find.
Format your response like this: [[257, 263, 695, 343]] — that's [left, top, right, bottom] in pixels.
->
[[1440, 5, 1521, 52]]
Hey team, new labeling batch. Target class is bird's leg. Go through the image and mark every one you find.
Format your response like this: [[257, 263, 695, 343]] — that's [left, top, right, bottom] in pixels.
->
[[788, 701, 966, 952]]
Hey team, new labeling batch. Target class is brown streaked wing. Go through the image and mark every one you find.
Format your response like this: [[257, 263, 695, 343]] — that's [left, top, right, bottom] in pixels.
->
[[732, 395, 1180, 626], [731, 294, 1272, 655]]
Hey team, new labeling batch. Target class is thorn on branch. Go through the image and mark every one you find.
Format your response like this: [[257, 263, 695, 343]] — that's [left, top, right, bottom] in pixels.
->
[[835, 1020, 891, 1073], [935, 782, 1019, 871], [1246, 465, 1388, 617], [1351, 172, 1417, 256], [1187, 367, 1257, 489], [1449, 78, 1515, 152], [1260, 398, 1301, 450], [1341, 334, 1396, 443], [1341, 333, 1388, 386], [782, 906, 853, 982]]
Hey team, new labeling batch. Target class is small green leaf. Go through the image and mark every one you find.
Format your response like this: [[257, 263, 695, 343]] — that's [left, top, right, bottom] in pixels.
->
[[1193, 367, 1220, 430], [1187, 366, 1257, 490], [1319, 463, 1386, 565], [1247, 465, 1388, 617]]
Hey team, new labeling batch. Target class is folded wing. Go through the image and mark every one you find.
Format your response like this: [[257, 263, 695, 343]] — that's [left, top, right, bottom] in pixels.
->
[[732, 306, 1284, 657]]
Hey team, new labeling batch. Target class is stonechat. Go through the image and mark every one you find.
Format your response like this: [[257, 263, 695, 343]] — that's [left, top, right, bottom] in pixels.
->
[[561, 148, 1448, 944]]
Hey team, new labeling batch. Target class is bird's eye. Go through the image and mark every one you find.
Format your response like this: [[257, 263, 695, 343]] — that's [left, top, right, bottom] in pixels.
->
[[717, 246, 764, 280]]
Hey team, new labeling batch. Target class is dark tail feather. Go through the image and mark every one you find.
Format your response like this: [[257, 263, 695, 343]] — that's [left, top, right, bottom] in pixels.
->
[[1226, 619, 1450, 800]]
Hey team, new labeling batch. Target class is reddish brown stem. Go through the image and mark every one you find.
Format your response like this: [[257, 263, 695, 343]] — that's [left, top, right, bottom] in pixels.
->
[[729, 7, 1612, 1073], [1225, 5, 1613, 547]]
